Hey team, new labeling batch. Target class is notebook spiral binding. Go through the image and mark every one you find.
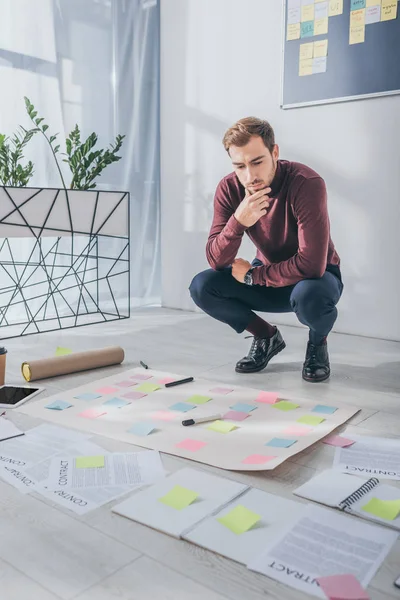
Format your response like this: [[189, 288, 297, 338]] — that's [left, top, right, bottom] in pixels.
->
[[338, 477, 380, 510]]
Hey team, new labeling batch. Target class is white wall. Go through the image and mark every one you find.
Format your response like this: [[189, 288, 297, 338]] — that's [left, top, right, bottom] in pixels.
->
[[160, 0, 400, 341]]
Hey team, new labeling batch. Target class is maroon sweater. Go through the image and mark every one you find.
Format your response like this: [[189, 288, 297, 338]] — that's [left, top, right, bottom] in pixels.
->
[[206, 160, 340, 287]]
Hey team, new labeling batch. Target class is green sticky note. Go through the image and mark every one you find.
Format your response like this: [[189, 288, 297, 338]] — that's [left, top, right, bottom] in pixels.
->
[[361, 497, 400, 521], [75, 455, 105, 469], [297, 415, 325, 426], [218, 505, 261, 535], [272, 401, 299, 412], [208, 420, 237, 434], [135, 383, 161, 393], [55, 346, 72, 356], [159, 485, 198, 510], [186, 394, 212, 405]]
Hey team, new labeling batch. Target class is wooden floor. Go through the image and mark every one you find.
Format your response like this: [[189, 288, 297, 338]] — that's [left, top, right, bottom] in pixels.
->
[[2, 307, 400, 600]]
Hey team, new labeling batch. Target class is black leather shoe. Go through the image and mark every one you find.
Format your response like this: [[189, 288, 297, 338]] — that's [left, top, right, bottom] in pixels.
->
[[302, 341, 330, 383], [235, 329, 286, 374]]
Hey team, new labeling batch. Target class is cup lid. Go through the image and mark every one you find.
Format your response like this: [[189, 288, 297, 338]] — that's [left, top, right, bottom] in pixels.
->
[[0, 347, 7, 355]]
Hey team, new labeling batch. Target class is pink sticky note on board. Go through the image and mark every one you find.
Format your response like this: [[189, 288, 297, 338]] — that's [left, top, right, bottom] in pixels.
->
[[159, 377, 176, 385], [153, 410, 176, 421], [131, 374, 152, 381], [223, 410, 249, 422], [317, 574, 370, 600], [210, 387, 234, 395], [255, 391, 279, 404], [122, 391, 147, 400], [176, 439, 207, 452], [323, 435, 355, 448], [96, 386, 119, 395], [242, 454, 276, 465], [282, 425, 313, 436], [78, 408, 107, 419], [115, 380, 137, 388]]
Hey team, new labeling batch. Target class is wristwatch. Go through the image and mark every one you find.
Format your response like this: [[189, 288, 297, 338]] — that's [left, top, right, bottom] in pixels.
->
[[244, 268, 254, 286]]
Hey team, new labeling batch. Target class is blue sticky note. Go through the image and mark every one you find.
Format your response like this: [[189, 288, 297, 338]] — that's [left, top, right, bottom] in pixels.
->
[[103, 397, 130, 408], [74, 392, 102, 401], [351, 0, 366, 9], [301, 21, 314, 38], [312, 404, 337, 415], [45, 400, 73, 411], [128, 422, 156, 436], [230, 402, 257, 414], [169, 402, 194, 413], [265, 438, 297, 448]]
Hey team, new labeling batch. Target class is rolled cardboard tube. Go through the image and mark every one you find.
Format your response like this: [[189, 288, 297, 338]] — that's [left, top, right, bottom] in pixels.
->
[[21, 346, 124, 382]]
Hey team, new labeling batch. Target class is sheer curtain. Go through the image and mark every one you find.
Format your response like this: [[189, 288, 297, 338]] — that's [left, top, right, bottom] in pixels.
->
[[0, 0, 160, 314]]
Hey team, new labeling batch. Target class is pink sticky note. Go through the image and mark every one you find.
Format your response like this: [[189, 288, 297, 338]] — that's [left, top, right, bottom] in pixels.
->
[[242, 454, 276, 465], [255, 391, 279, 404], [209, 387, 234, 395], [323, 435, 355, 448], [115, 380, 137, 388], [122, 391, 147, 400], [317, 574, 370, 600], [153, 410, 176, 421], [78, 408, 107, 419], [131, 374, 152, 381], [282, 425, 313, 437], [96, 386, 119, 395], [223, 410, 249, 422], [176, 439, 207, 452], [159, 377, 176, 385]]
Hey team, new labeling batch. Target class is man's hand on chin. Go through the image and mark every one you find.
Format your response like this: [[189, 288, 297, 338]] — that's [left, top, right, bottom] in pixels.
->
[[232, 258, 252, 283]]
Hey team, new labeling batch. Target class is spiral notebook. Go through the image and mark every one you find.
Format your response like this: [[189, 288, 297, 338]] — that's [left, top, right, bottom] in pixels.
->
[[294, 469, 400, 530]]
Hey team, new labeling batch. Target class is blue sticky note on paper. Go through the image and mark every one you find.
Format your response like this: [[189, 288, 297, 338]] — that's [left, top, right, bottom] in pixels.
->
[[128, 422, 156, 436], [169, 402, 194, 413], [103, 397, 130, 408], [230, 402, 257, 414], [312, 404, 337, 415], [351, 0, 365, 9], [74, 392, 102, 401], [300, 21, 314, 38], [265, 438, 297, 448], [45, 400, 73, 411]]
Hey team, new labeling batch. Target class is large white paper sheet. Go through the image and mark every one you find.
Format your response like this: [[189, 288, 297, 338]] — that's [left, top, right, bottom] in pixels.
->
[[334, 435, 400, 480]]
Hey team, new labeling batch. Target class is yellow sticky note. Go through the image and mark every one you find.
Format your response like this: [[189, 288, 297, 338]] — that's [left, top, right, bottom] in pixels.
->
[[314, 16, 329, 35], [301, 4, 315, 21], [55, 347, 72, 356], [208, 420, 237, 434], [159, 485, 198, 510], [217, 505, 261, 535], [329, 0, 344, 16], [272, 400, 300, 411], [314, 39, 328, 57], [315, 0, 326, 3], [381, 0, 397, 20], [136, 383, 161, 393], [366, 0, 381, 5], [76, 455, 105, 468], [300, 42, 314, 59], [361, 497, 400, 521], [350, 25, 365, 43], [350, 7, 366, 24], [287, 23, 301, 40], [299, 58, 313, 76], [297, 415, 325, 425], [186, 394, 212, 405]]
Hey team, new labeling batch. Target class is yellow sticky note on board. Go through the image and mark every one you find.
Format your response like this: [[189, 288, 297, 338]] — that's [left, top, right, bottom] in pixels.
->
[[218, 505, 261, 535], [297, 415, 325, 426], [361, 497, 400, 521], [159, 485, 198, 510], [350, 25, 365, 43], [314, 39, 328, 57], [301, 4, 315, 21], [76, 455, 105, 468], [381, 0, 397, 20], [55, 347, 72, 356], [314, 17, 329, 35], [287, 23, 301, 40], [208, 420, 238, 434], [351, 8, 366, 25], [300, 42, 314, 60], [366, 0, 381, 5], [329, 0, 344, 16], [135, 383, 161, 393]]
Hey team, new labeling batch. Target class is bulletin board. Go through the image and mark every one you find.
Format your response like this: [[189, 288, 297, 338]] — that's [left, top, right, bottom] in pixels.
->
[[282, 0, 400, 108]]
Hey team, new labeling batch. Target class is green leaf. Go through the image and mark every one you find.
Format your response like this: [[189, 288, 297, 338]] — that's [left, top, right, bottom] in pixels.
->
[[42, 124, 49, 132], [35, 118, 44, 126], [54, 145, 60, 153]]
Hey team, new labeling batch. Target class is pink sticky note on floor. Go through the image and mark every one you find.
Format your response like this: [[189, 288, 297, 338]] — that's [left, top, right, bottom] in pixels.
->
[[122, 391, 147, 400], [78, 408, 107, 419], [317, 574, 370, 600], [159, 377, 176, 385], [223, 410, 249, 422], [242, 454, 276, 465], [209, 387, 234, 395], [131, 374, 152, 381], [255, 391, 279, 404], [323, 435, 355, 448], [176, 439, 207, 452], [115, 380, 137, 388], [282, 425, 313, 436], [153, 410, 176, 421], [96, 386, 119, 395]]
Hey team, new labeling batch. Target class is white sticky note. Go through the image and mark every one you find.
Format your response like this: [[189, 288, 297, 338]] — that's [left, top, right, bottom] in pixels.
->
[[366, 4, 381, 21], [315, 1, 329, 18], [313, 56, 327, 74], [288, 7, 301, 23]]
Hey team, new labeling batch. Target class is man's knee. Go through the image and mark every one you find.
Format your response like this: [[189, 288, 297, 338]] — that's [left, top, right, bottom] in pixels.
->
[[290, 278, 334, 320], [189, 269, 227, 308]]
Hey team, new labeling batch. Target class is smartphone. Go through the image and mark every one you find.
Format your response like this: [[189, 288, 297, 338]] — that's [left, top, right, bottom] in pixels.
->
[[0, 385, 44, 409]]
